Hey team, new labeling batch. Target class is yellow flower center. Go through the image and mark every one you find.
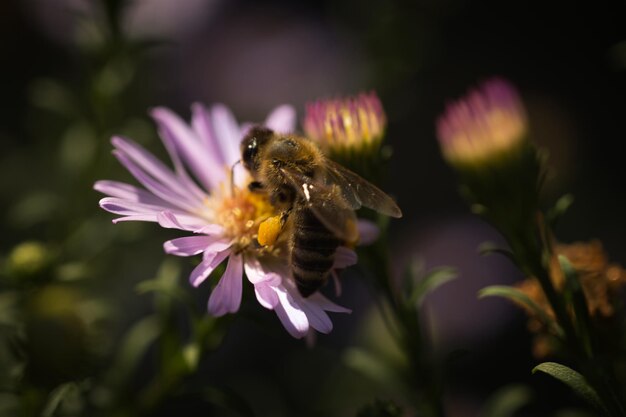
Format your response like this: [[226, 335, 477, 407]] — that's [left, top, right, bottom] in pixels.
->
[[203, 174, 277, 252]]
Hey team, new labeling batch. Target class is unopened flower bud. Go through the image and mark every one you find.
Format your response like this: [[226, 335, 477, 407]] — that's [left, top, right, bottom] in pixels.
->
[[437, 78, 528, 168], [304, 92, 386, 156], [436, 78, 542, 231]]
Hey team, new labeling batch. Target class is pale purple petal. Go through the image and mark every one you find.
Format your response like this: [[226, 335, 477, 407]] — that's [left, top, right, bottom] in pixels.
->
[[94, 180, 172, 207], [243, 256, 281, 284], [152, 107, 221, 192], [299, 300, 333, 334], [253, 280, 280, 309], [210, 104, 242, 166], [274, 287, 309, 338], [164, 236, 211, 256], [163, 235, 230, 257], [264, 105, 296, 133], [202, 246, 223, 261], [277, 276, 350, 335], [157, 211, 184, 229], [201, 239, 232, 255], [190, 249, 230, 287], [281, 283, 340, 334], [113, 150, 200, 212], [157, 120, 208, 202], [112, 214, 159, 223], [191, 103, 228, 170], [357, 219, 380, 245], [112, 137, 201, 206], [308, 292, 352, 313], [333, 247, 358, 269], [275, 307, 304, 338], [100, 198, 202, 227], [244, 257, 282, 309], [208, 253, 243, 316], [156, 211, 206, 231], [195, 224, 226, 235], [111, 136, 175, 185], [99, 197, 172, 217]]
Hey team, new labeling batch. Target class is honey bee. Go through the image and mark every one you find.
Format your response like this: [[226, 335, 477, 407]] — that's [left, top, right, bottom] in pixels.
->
[[241, 126, 402, 297]]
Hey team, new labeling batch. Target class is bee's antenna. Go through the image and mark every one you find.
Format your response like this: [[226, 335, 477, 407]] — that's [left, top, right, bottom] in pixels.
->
[[230, 160, 241, 196]]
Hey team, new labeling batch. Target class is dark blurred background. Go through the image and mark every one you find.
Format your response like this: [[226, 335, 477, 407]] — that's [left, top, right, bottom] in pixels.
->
[[1, 0, 626, 416]]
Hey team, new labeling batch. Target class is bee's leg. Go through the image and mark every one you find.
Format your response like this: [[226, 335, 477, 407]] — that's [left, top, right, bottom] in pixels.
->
[[270, 185, 295, 210]]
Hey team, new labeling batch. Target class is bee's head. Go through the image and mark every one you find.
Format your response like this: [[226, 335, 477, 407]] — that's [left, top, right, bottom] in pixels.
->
[[241, 126, 273, 173]]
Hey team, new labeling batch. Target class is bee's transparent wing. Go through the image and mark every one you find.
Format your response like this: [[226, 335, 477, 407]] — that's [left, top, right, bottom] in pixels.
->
[[279, 167, 359, 243], [323, 159, 402, 218]]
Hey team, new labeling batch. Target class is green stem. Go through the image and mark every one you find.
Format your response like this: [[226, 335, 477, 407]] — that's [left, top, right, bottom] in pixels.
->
[[512, 225, 625, 417], [367, 219, 446, 417]]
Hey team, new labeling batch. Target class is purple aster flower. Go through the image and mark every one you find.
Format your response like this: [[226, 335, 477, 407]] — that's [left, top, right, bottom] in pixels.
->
[[95, 103, 374, 338], [436, 78, 528, 166]]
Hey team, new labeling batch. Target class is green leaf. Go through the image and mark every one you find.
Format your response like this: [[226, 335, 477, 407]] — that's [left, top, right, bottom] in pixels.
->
[[136, 279, 190, 304], [103, 316, 161, 389], [532, 362, 607, 414], [547, 194, 574, 226], [558, 255, 593, 356], [344, 348, 402, 391], [94, 57, 136, 98], [555, 194, 575, 213], [409, 266, 457, 306], [401, 258, 423, 296], [470, 203, 487, 215], [478, 242, 517, 264], [136, 259, 192, 309], [41, 383, 75, 417], [481, 384, 533, 417], [559, 255, 581, 293], [478, 285, 563, 338], [28, 78, 76, 117]]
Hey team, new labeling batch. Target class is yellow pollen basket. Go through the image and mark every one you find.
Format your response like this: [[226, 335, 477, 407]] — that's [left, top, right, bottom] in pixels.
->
[[345, 218, 359, 248], [257, 215, 283, 246]]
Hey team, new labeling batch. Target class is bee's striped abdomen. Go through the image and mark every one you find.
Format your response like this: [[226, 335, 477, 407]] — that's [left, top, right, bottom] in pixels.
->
[[291, 208, 340, 297]]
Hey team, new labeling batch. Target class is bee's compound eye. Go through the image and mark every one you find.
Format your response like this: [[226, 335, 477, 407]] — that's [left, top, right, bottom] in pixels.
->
[[242, 138, 258, 169]]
